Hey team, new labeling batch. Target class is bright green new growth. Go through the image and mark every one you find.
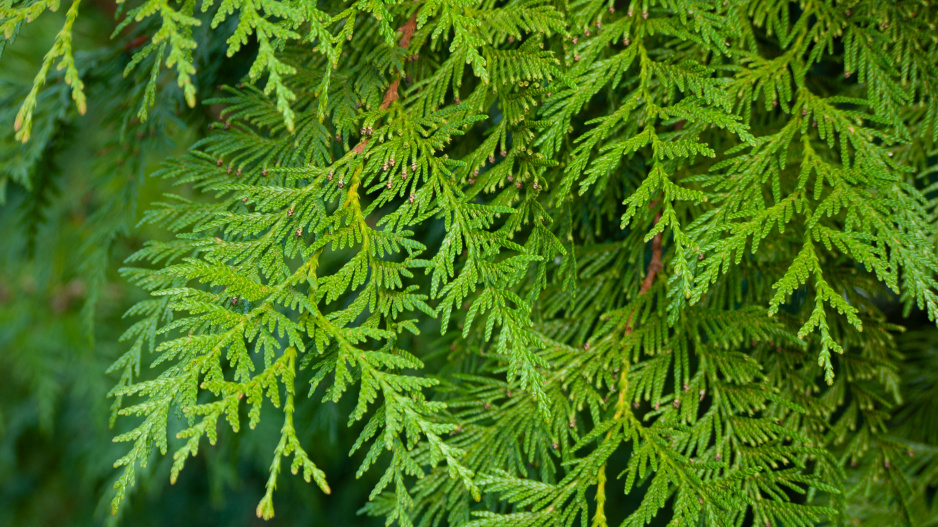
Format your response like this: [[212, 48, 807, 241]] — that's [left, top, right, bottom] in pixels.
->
[[5, 0, 938, 525]]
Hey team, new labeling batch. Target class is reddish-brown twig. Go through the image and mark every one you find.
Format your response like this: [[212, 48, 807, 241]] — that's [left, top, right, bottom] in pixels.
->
[[626, 200, 663, 334], [351, 11, 419, 155]]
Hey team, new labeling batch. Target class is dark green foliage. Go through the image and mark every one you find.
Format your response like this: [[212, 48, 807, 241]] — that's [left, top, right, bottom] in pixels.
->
[[3, 0, 938, 526]]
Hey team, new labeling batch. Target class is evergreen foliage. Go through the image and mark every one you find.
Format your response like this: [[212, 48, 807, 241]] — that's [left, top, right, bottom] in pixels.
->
[[3, 0, 938, 525]]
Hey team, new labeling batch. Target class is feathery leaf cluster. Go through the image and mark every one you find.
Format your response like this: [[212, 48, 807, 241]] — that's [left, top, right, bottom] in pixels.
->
[[4, 0, 938, 525]]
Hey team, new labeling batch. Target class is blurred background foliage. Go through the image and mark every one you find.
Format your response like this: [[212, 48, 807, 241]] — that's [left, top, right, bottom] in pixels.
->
[[0, 5, 385, 526]]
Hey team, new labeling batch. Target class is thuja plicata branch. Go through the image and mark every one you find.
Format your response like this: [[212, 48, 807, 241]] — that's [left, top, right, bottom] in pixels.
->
[[593, 200, 663, 527]]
